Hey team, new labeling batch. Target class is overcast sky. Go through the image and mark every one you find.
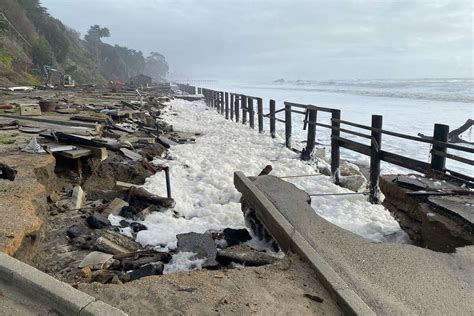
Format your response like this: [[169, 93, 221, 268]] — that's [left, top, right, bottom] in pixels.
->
[[41, 0, 472, 81]]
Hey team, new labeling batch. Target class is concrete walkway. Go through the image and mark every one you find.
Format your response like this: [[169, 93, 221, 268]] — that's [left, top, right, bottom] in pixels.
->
[[235, 172, 474, 315]]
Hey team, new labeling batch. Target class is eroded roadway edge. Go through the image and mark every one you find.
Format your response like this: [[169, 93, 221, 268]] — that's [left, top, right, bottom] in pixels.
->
[[0, 252, 126, 315], [234, 171, 374, 316]]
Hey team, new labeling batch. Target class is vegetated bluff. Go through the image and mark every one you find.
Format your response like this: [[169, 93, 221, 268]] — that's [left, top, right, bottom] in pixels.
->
[[0, 0, 168, 85]]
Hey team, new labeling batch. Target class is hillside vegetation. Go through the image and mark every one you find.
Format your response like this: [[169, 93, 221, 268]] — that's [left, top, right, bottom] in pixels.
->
[[0, 0, 168, 86]]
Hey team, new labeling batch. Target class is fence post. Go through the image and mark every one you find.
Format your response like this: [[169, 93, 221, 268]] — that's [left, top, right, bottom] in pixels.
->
[[242, 95, 247, 125], [257, 98, 263, 133], [270, 99, 276, 138], [198, 87, 202, 94], [235, 95, 240, 122], [225, 92, 229, 119], [331, 109, 341, 184], [369, 115, 383, 204], [431, 123, 450, 173], [249, 98, 255, 128], [230, 94, 234, 120], [221, 92, 225, 115], [302, 109, 317, 160], [285, 103, 292, 148]]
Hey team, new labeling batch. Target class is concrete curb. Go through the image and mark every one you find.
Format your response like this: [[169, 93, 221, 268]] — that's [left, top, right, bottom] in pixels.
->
[[0, 252, 126, 315], [234, 171, 375, 316]]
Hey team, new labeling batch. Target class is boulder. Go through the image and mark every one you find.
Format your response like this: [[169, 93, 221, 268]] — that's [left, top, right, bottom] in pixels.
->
[[86, 212, 111, 229], [339, 175, 367, 192], [66, 224, 92, 239], [222, 228, 252, 247], [130, 222, 147, 232]]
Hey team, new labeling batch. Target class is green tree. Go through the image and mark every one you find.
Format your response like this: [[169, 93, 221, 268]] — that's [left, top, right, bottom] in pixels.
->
[[144, 52, 169, 79], [84, 25, 110, 44], [31, 38, 53, 66]]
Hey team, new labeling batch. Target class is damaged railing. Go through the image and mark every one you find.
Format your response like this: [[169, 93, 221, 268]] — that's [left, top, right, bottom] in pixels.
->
[[199, 87, 474, 203]]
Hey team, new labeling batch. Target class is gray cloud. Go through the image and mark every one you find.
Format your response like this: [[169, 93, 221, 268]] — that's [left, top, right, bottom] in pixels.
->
[[41, 0, 473, 80]]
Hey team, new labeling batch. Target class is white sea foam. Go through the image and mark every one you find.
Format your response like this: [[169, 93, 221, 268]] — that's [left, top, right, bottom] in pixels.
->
[[132, 99, 407, 252]]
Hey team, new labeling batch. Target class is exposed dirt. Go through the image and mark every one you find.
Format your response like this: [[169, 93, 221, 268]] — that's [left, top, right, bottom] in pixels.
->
[[79, 253, 340, 315]]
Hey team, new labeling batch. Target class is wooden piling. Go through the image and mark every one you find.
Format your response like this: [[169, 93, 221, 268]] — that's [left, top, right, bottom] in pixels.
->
[[285, 103, 292, 148], [235, 95, 240, 122], [225, 92, 229, 119], [257, 98, 263, 133], [242, 95, 247, 125], [249, 98, 255, 128], [431, 123, 450, 172], [230, 94, 234, 120], [369, 115, 383, 204], [302, 109, 317, 160], [331, 109, 341, 184], [270, 99, 276, 138]]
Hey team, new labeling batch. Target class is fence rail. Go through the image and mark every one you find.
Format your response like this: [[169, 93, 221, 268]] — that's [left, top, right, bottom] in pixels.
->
[[196, 87, 473, 202]]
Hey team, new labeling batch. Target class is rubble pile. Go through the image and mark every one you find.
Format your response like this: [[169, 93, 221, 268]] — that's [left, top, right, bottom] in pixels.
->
[[0, 84, 280, 286]]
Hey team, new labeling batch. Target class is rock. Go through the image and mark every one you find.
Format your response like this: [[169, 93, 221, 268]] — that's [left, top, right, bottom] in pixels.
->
[[120, 206, 138, 219], [48, 191, 61, 203], [216, 245, 279, 267], [102, 198, 129, 216], [100, 230, 141, 251], [119, 220, 130, 228], [79, 251, 114, 269], [91, 270, 116, 284], [87, 212, 111, 229], [137, 205, 158, 220], [222, 228, 252, 247], [339, 161, 362, 177], [80, 266, 92, 279], [177, 232, 218, 268], [72, 235, 96, 250], [130, 222, 147, 232], [66, 224, 91, 239], [339, 175, 367, 192], [70, 185, 86, 210], [128, 263, 164, 281]]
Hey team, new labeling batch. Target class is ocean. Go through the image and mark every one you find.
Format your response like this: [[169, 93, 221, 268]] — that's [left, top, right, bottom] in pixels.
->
[[203, 78, 473, 176]]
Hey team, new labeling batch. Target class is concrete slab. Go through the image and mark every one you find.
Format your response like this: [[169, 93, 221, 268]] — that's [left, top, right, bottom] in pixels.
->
[[235, 172, 474, 315]]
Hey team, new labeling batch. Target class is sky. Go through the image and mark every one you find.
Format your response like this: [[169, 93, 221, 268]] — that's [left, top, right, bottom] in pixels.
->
[[41, 0, 473, 81]]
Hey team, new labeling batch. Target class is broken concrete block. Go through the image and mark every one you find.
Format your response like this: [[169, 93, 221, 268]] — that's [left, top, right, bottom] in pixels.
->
[[20, 104, 41, 116], [177, 232, 218, 268], [79, 251, 114, 269], [100, 230, 141, 252], [95, 237, 133, 255], [87, 212, 111, 229], [120, 148, 142, 161], [71, 186, 86, 210], [115, 181, 135, 190], [103, 198, 129, 216], [216, 245, 278, 267]]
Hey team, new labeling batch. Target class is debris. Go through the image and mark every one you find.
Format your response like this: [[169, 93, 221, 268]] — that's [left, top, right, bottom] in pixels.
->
[[99, 230, 141, 252], [0, 104, 13, 110], [258, 165, 273, 176], [56, 108, 80, 114], [222, 228, 252, 247], [8, 86, 34, 92], [95, 237, 133, 255], [128, 263, 164, 281], [115, 250, 172, 270], [130, 222, 147, 232], [70, 185, 86, 210], [102, 198, 129, 216], [22, 137, 45, 154], [87, 212, 111, 229], [216, 245, 278, 267], [20, 104, 41, 116], [66, 224, 92, 239], [0, 163, 17, 181], [80, 266, 92, 279], [79, 251, 114, 269], [91, 270, 116, 284], [120, 148, 142, 161], [128, 186, 175, 209], [115, 181, 135, 190], [304, 293, 323, 303], [177, 232, 218, 268]]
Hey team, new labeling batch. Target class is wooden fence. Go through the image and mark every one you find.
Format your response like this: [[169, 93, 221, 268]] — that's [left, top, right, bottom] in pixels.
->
[[194, 87, 473, 203]]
